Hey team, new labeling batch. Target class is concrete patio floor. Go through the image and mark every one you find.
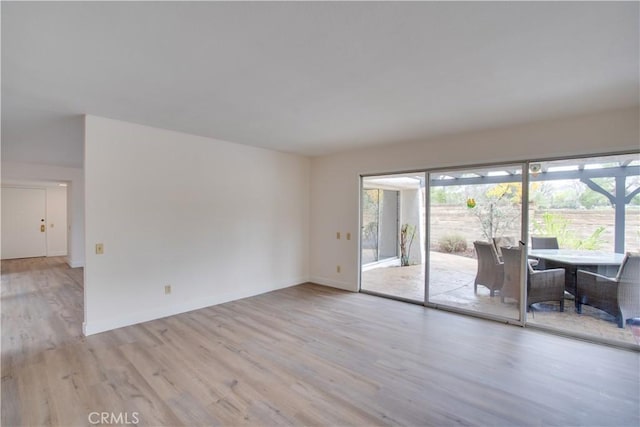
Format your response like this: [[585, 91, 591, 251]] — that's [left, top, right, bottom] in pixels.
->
[[361, 251, 637, 345]]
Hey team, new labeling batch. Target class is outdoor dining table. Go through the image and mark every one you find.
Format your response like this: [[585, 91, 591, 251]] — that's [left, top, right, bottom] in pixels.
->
[[528, 249, 625, 297]]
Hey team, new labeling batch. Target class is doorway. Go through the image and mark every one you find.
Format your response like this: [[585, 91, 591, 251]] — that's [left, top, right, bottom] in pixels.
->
[[1, 184, 68, 260], [2, 187, 47, 259]]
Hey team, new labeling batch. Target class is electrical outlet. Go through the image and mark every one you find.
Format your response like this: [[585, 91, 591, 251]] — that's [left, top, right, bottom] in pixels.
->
[[95, 243, 104, 255], [336, 232, 341, 240], [336, 265, 341, 273], [346, 232, 351, 240], [165, 285, 172, 295]]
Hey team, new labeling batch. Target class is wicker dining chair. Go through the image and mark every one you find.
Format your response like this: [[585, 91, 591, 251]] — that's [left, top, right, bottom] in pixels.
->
[[531, 236, 559, 249], [500, 245, 565, 311], [576, 252, 640, 328], [473, 241, 504, 297], [492, 236, 516, 261], [531, 236, 559, 269]]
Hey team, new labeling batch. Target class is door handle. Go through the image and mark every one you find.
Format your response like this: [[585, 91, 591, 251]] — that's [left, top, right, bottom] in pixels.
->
[[40, 224, 46, 232]]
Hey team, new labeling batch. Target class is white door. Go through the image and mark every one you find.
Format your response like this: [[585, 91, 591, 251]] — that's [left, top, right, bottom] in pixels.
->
[[1, 187, 47, 259]]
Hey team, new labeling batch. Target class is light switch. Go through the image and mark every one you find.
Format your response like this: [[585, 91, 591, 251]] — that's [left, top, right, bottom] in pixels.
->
[[95, 243, 104, 255], [336, 232, 341, 240], [346, 232, 351, 240]]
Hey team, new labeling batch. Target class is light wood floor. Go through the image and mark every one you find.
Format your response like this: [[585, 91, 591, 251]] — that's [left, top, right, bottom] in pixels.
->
[[2, 257, 639, 426]]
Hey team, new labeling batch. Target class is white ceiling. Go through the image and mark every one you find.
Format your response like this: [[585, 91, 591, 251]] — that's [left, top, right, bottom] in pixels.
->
[[2, 2, 638, 168]]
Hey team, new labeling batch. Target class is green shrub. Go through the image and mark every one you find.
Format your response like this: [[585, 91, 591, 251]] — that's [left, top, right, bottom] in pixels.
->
[[533, 212, 607, 250], [439, 234, 468, 253]]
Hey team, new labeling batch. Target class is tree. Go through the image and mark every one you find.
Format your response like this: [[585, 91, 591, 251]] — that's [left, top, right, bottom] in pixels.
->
[[400, 223, 416, 266], [579, 189, 610, 209], [467, 183, 521, 240]]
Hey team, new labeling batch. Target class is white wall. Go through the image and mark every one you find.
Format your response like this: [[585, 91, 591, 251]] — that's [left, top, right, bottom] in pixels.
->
[[1, 162, 84, 267], [400, 189, 424, 265], [46, 186, 68, 256], [309, 107, 640, 291], [83, 115, 310, 335]]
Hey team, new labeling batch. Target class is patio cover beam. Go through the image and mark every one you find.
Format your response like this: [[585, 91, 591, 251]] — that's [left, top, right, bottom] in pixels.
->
[[580, 176, 629, 253], [429, 165, 639, 187]]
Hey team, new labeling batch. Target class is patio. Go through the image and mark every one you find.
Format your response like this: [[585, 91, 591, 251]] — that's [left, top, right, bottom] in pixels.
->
[[361, 251, 637, 345]]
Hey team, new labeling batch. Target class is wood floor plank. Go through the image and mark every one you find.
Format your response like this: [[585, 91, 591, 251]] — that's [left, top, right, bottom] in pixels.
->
[[2, 257, 639, 426], [17, 358, 57, 426]]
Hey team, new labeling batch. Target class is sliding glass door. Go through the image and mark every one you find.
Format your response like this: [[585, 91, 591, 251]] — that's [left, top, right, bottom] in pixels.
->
[[358, 152, 639, 349], [427, 164, 524, 322], [525, 153, 640, 346], [360, 174, 425, 302], [361, 188, 399, 264]]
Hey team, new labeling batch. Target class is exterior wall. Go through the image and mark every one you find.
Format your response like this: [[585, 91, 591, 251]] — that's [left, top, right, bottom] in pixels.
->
[[401, 189, 424, 264], [430, 206, 640, 254], [378, 190, 399, 259]]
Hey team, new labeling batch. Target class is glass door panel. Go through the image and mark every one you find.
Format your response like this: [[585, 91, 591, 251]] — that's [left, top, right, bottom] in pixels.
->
[[360, 173, 425, 302], [526, 153, 640, 348], [427, 164, 523, 321]]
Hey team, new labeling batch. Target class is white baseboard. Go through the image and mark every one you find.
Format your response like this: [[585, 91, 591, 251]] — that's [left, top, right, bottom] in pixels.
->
[[83, 277, 308, 336], [66, 256, 84, 268], [309, 276, 357, 292], [47, 251, 68, 257]]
